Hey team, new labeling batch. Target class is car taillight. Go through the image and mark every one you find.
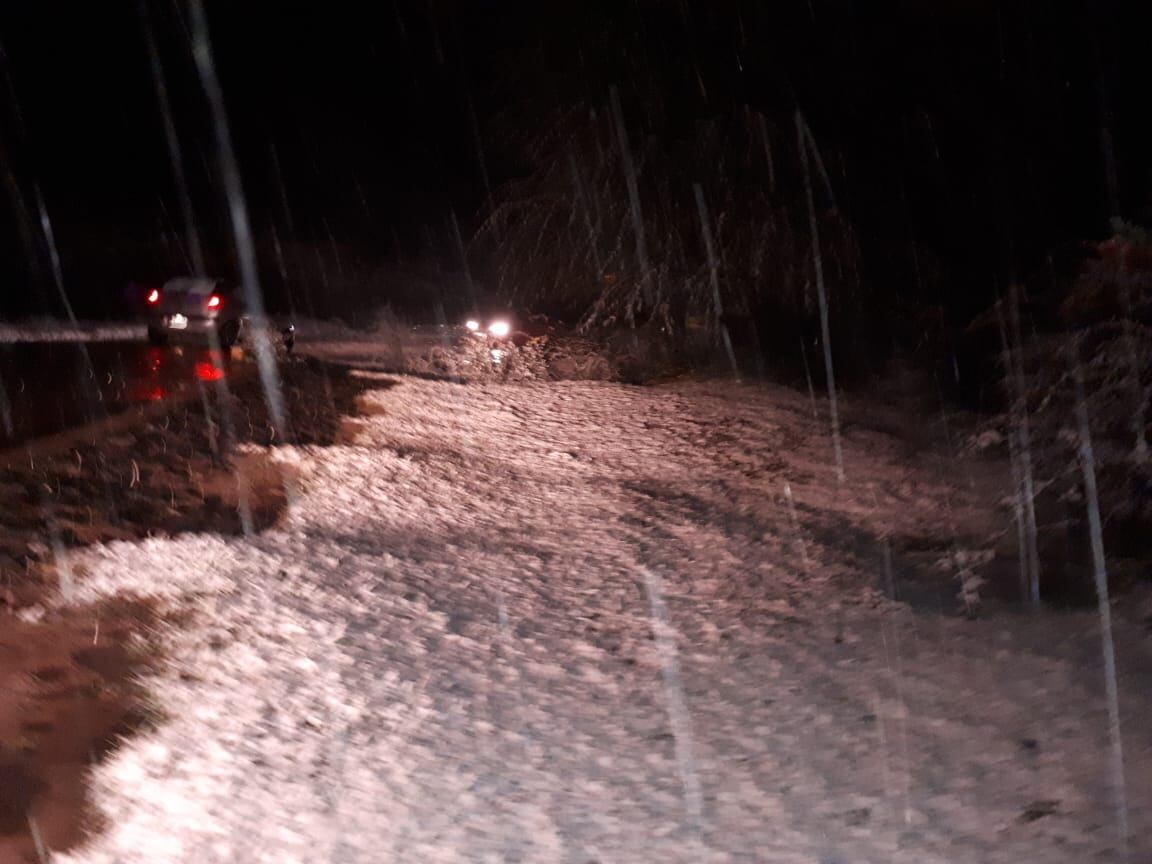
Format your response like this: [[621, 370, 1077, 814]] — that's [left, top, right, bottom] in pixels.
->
[[207, 294, 222, 309], [147, 289, 160, 304]]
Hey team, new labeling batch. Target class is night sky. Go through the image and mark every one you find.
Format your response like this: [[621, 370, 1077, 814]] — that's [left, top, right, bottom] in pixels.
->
[[0, 1, 1149, 322]]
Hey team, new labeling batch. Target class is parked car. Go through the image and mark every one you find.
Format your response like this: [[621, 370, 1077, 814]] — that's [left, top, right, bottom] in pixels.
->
[[145, 278, 245, 347]]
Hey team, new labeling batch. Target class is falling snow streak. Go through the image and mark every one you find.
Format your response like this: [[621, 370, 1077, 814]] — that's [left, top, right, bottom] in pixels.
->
[[693, 183, 740, 382], [640, 566, 705, 843], [188, 0, 287, 441], [879, 539, 913, 827], [1071, 337, 1130, 862], [32, 186, 107, 435], [34, 186, 78, 326], [0, 134, 43, 287], [796, 110, 844, 483], [448, 208, 477, 309], [783, 482, 811, 575], [568, 151, 604, 279], [610, 85, 654, 312], [799, 337, 818, 421], [137, 0, 204, 277], [995, 293, 1041, 606], [1117, 266, 1150, 463], [1007, 286, 1041, 606]]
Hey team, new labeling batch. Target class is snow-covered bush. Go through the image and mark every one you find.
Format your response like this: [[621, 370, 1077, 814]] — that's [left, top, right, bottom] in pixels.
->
[[983, 225, 1152, 601], [936, 548, 995, 617]]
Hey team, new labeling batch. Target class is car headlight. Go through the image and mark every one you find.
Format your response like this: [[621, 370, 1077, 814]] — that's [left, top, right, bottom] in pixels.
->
[[488, 320, 510, 338], [465, 319, 480, 332]]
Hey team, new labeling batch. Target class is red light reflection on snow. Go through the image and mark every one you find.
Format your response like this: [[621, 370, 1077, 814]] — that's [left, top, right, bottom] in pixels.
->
[[195, 361, 225, 382]]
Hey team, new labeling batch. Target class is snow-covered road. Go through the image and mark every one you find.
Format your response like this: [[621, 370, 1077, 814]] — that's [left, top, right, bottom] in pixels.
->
[[55, 376, 1150, 863]]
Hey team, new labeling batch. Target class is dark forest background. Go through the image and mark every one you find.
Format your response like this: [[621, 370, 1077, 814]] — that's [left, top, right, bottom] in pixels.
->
[[1, 1, 1149, 386]]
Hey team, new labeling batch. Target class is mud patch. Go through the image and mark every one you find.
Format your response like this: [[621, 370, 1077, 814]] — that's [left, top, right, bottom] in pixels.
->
[[335, 418, 368, 445], [0, 357, 368, 610], [0, 599, 160, 862], [0, 357, 371, 861]]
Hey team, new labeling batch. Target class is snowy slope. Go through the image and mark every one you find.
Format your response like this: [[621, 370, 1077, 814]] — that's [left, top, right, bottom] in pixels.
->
[[54, 376, 1151, 863]]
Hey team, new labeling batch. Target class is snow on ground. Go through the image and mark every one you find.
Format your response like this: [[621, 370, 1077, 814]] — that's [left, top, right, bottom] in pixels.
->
[[0, 315, 386, 344], [0, 321, 145, 343], [53, 375, 1151, 863], [0, 317, 358, 345]]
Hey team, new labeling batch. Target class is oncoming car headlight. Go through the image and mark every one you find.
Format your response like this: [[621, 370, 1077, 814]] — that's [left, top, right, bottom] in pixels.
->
[[487, 320, 510, 338], [465, 319, 480, 332]]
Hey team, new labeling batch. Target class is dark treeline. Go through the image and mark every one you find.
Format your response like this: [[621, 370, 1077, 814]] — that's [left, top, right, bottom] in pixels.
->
[[0, 0, 1149, 394], [472, 0, 1151, 399]]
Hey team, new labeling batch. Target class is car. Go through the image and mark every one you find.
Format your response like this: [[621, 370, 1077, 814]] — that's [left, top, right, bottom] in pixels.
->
[[145, 278, 245, 347], [461, 311, 552, 347], [463, 313, 514, 341]]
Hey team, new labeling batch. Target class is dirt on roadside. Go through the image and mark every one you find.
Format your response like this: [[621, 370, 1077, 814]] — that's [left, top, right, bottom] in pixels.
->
[[0, 599, 160, 863], [0, 355, 369, 862]]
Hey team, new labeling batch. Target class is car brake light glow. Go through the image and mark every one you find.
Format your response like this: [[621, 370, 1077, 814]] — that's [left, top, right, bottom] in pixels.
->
[[195, 361, 225, 382], [147, 289, 160, 304], [207, 294, 222, 309]]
